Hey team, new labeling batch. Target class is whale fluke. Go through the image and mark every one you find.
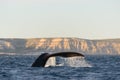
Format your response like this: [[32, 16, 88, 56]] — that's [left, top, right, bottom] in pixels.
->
[[31, 52, 84, 67]]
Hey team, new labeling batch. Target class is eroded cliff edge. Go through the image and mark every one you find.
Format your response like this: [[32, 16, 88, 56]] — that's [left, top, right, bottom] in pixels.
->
[[0, 38, 120, 55]]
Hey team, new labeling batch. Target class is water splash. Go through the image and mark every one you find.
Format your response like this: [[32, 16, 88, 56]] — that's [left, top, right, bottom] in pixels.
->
[[45, 57, 56, 67], [45, 56, 92, 67]]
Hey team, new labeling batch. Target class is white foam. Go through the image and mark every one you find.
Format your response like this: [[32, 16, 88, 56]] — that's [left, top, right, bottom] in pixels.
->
[[45, 56, 92, 67], [58, 57, 92, 67], [45, 57, 56, 67]]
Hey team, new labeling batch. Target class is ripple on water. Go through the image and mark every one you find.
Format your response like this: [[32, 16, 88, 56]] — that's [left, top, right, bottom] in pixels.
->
[[0, 55, 120, 80]]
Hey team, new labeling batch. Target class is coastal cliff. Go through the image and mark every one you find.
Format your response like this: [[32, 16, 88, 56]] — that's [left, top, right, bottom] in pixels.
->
[[0, 38, 120, 55]]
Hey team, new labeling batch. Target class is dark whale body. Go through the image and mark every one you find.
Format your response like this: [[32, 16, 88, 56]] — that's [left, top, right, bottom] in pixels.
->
[[31, 52, 84, 67]]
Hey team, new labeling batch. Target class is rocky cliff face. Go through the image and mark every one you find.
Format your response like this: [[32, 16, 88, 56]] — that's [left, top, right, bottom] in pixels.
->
[[0, 38, 120, 55]]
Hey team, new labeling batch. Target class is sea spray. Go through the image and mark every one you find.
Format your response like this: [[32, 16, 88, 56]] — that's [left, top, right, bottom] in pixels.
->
[[45, 57, 56, 67], [45, 56, 92, 67]]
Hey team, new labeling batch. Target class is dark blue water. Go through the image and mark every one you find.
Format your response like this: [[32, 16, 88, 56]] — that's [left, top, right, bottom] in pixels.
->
[[0, 54, 120, 80]]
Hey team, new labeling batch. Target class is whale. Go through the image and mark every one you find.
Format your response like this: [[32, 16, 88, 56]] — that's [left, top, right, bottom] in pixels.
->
[[31, 52, 84, 67]]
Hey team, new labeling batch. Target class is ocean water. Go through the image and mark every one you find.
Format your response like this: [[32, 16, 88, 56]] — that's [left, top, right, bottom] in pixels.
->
[[0, 54, 120, 80]]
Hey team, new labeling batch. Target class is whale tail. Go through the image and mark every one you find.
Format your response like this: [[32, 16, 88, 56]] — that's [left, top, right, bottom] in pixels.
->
[[31, 52, 84, 67]]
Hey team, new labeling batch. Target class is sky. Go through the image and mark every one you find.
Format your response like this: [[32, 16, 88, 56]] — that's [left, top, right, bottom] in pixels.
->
[[0, 0, 120, 39]]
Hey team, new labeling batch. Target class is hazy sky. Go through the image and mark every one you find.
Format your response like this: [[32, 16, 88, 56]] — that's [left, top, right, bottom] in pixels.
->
[[0, 0, 120, 39]]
